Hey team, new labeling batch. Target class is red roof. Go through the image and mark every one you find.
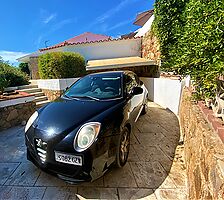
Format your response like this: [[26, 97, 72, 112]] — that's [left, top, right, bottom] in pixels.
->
[[134, 9, 154, 26], [41, 32, 111, 51], [39, 33, 142, 52]]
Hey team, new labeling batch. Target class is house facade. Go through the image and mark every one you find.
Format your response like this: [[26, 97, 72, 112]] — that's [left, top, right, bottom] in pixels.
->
[[18, 33, 142, 79], [18, 9, 159, 79]]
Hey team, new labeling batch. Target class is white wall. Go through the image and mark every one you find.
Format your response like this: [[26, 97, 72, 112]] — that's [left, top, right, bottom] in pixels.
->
[[140, 77, 188, 115], [135, 14, 155, 37], [37, 78, 79, 91], [45, 38, 142, 61]]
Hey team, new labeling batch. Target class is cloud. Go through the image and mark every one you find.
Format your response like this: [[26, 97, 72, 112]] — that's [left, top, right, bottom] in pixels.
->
[[40, 9, 57, 24], [0, 50, 29, 65], [96, 0, 132, 23], [50, 18, 73, 33], [107, 18, 134, 31], [91, 0, 139, 26], [43, 13, 57, 24], [35, 35, 43, 48], [35, 18, 75, 48]]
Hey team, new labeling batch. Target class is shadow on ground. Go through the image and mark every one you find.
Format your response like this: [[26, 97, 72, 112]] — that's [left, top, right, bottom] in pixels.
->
[[0, 101, 187, 200]]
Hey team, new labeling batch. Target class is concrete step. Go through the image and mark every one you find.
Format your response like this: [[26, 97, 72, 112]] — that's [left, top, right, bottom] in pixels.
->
[[18, 85, 38, 90], [29, 80, 38, 85], [18, 88, 42, 94], [32, 92, 45, 97], [34, 96, 48, 103], [36, 100, 50, 108]]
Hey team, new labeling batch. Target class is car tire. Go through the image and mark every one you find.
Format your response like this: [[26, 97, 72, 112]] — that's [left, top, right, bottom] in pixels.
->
[[141, 104, 147, 115], [115, 127, 130, 168]]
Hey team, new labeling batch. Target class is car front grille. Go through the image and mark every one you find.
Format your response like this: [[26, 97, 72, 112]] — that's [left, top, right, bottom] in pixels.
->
[[35, 138, 47, 163]]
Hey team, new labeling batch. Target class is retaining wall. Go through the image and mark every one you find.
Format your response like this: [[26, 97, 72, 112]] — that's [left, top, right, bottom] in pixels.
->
[[179, 89, 224, 199], [0, 95, 36, 131]]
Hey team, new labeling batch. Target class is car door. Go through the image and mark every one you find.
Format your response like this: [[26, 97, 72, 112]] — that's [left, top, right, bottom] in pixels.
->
[[124, 73, 144, 122], [134, 74, 148, 106]]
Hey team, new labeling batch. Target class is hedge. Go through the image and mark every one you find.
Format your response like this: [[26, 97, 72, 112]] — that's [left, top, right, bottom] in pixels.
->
[[38, 52, 86, 79], [0, 61, 29, 92], [153, 0, 224, 99]]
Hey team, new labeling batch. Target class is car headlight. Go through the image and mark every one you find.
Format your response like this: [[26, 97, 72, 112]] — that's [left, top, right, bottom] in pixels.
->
[[25, 111, 38, 133], [74, 122, 101, 152]]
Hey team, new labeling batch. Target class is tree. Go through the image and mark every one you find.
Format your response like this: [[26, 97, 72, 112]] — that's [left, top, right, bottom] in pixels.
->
[[0, 56, 3, 63], [19, 62, 30, 75]]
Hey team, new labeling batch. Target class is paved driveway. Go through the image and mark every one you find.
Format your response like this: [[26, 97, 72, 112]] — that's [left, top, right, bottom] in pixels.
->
[[0, 102, 187, 200]]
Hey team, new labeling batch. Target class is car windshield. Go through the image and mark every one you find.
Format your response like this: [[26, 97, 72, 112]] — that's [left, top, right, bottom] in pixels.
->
[[64, 74, 122, 100]]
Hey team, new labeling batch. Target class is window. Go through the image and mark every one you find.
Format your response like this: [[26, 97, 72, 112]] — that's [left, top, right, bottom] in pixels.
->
[[64, 74, 122, 100]]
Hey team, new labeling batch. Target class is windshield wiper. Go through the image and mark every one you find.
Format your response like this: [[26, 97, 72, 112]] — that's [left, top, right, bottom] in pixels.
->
[[63, 94, 71, 99], [70, 95, 100, 101]]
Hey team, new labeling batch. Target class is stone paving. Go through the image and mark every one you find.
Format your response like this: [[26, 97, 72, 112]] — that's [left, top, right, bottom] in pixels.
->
[[0, 102, 188, 200]]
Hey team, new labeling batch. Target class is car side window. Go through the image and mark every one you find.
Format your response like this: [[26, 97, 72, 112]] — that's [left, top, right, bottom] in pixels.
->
[[125, 74, 137, 94]]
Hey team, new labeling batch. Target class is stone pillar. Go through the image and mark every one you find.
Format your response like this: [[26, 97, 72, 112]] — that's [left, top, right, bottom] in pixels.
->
[[28, 57, 40, 79], [142, 31, 161, 65]]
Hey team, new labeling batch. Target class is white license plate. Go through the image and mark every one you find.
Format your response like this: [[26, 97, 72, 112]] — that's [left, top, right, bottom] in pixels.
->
[[55, 152, 82, 166]]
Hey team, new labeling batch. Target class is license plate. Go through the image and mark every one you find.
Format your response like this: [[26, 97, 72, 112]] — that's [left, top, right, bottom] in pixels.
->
[[55, 152, 82, 166]]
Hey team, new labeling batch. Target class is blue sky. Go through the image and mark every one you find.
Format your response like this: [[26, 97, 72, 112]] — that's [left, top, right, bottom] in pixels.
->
[[0, 0, 154, 65]]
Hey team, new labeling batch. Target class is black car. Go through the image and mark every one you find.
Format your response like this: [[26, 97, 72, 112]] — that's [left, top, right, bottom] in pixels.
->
[[25, 71, 148, 182]]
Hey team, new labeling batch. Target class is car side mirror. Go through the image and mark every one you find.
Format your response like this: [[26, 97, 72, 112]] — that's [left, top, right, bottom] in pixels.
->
[[131, 87, 143, 96]]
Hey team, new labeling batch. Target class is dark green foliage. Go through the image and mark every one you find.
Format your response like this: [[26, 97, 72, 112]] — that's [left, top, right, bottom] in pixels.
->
[[0, 61, 29, 91], [154, 0, 224, 99], [19, 62, 30, 75], [0, 72, 8, 92], [38, 52, 86, 79]]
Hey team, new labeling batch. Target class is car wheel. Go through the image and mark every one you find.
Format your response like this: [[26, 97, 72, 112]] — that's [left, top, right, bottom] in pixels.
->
[[115, 127, 130, 168], [141, 104, 147, 115]]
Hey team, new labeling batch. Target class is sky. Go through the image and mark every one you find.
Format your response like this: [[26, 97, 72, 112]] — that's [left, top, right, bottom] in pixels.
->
[[0, 0, 154, 65]]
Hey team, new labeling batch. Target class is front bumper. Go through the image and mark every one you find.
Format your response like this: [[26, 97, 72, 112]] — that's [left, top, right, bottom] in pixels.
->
[[27, 146, 92, 182], [25, 132, 117, 183]]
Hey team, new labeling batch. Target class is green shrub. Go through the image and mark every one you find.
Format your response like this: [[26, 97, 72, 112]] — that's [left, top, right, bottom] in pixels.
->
[[0, 62, 29, 89], [154, 0, 224, 100], [0, 72, 8, 93], [19, 62, 30, 75], [38, 52, 86, 79]]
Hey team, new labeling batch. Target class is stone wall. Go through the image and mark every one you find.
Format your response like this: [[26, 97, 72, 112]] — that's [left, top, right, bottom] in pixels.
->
[[28, 57, 39, 79], [0, 101, 36, 131], [179, 88, 224, 199], [141, 31, 161, 64], [42, 89, 63, 101]]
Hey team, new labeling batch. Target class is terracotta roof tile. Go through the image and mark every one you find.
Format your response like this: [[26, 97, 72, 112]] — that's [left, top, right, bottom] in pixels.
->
[[39, 34, 142, 52], [40, 32, 111, 51]]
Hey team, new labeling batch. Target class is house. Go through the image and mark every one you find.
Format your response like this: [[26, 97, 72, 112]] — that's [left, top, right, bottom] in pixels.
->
[[121, 9, 154, 38], [18, 32, 143, 79], [133, 9, 154, 27], [18, 9, 157, 79]]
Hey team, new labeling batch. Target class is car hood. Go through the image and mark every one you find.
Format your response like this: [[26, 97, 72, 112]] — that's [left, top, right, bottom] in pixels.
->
[[35, 97, 122, 134]]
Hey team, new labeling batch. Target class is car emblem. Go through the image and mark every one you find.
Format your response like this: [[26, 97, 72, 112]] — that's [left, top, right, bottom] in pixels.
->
[[35, 138, 46, 147]]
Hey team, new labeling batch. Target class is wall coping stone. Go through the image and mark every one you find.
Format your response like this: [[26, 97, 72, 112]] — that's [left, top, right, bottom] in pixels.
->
[[37, 78, 79, 91], [0, 92, 35, 108], [198, 101, 224, 143]]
